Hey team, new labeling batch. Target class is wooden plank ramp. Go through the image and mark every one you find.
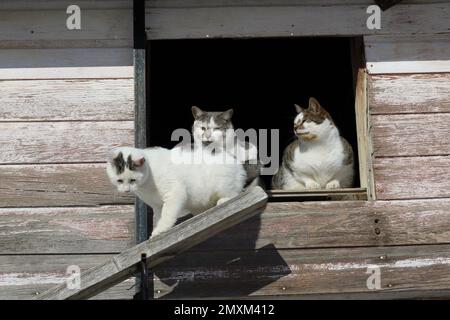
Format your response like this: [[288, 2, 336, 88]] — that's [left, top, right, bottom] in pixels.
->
[[35, 186, 268, 300]]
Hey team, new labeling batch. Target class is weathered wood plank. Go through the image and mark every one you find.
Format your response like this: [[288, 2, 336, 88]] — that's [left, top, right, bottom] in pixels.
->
[[146, 0, 448, 8], [0, 254, 135, 300], [194, 198, 450, 250], [372, 113, 450, 157], [0, 164, 134, 207], [374, 156, 450, 200], [267, 188, 367, 200], [36, 187, 268, 299], [0, 1, 132, 10], [145, 4, 450, 39], [0, 9, 132, 44], [0, 48, 132, 69], [365, 35, 450, 74], [153, 244, 450, 298], [0, 79, 134, 121], [4, 198, 450, 254], [0, 205, 134, 254], [0, 66, 133, 80], [369, 73, 450, 114], [0, 121, 133, 164]]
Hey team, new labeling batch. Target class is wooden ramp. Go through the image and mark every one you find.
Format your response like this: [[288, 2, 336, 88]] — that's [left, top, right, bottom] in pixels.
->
[[36, 187, 268, 300]]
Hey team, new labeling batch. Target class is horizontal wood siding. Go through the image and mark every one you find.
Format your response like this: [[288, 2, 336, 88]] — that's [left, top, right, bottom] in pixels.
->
[[0, 164, 134, 207], [145, 3, 450, 39], [194, 199, 450, 250], [0, 121, 133, 164], [374, 156, 450, 200], [0, 79, 134, 121], [146, 0, 449, 6], [0, 206, 134, 254], [0, 255, 135, 300], [365, 35, 450, 74], [153, 244, 450, 298], [372, 114, 450, 157], [0, 4, 135, 299], [0, 9, 132, 46], [369, 74, 450, 114], [369, 72, 450, 200], [3, 198, 450, 255]]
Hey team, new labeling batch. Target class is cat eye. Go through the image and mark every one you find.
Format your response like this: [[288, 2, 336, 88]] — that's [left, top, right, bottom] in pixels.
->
[[201, 127, 206, 131], [130, 179, 136, 183], [117, 179, 123, 183]]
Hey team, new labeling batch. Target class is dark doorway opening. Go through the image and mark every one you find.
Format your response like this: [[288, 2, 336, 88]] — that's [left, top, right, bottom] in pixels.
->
[[147, 37, 360, 188]]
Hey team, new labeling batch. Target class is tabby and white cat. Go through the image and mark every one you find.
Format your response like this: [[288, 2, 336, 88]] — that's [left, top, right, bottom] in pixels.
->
[[106, 146, 247, 238], [191, 106, 261, 187], [272, 97, 354, 190]]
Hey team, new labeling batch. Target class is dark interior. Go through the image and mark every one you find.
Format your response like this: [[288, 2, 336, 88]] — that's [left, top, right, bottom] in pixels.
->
[[147, 37, 360, 188]]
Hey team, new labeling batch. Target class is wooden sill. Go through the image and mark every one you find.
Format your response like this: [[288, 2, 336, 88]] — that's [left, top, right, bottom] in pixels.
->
[[267, 187, 367, 202]]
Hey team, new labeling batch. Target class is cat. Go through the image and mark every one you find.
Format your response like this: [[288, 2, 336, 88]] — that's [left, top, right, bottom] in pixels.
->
[[106, 146, 247, 238], [272, 97, 354, 190], [191, 106, 262, 188]]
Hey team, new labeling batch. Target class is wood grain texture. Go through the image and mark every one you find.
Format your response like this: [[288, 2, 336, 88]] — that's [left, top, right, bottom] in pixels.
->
[[146, 0, 448, 8], [0, 164, 134, 207], [36, 187, 268, 299], [374, 156, 450, 200], [0, 121, 133, 164], [372, 113, 450, 157], [194, 198, 450, 250], [0, 79, 134, 121], [145, 4, 450, 39], [365, 35, 450, 74], [369, 73, 450, 114], [3, 198, 450, 254], [0, 254, 135, 300], [153, 244, 450, 298], [0, 48, 132, 69], [0, 66, 133, 80], [0, 205, 134, 254], [0, 1, 132, 10], [0, 9, 132, 44]]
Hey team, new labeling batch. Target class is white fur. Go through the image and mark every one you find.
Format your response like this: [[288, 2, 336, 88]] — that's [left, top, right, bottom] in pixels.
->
[[107, 146, 246, 238], [280, 118, 353, 190]]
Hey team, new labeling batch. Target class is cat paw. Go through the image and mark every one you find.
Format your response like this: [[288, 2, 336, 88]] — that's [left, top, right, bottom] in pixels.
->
[[326, 180, 341, 189], [150, 227, 168, 239], [217, 197, 231, 206], [305, 181, 321, 189]]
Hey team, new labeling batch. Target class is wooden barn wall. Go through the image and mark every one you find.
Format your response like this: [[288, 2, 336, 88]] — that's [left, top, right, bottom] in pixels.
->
[[366, 34, 450, 200], [0, 1, 135, 299], [0, 0, 449, 300], [141, 0, 450, 299]]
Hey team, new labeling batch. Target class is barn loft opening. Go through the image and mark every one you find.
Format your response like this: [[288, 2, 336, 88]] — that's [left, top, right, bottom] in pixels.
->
[[146, 37, 364, 195]]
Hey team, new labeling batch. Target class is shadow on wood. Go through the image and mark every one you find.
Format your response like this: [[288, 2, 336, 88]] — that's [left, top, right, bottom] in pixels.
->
[[154, 243, 290, 298], [35, 186, 268, 300]]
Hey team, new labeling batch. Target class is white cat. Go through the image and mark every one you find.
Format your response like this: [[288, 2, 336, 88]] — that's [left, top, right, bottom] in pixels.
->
[[191, 106, 261, 188], [272, 97, 354, 190], [106, 146, 247, 238]]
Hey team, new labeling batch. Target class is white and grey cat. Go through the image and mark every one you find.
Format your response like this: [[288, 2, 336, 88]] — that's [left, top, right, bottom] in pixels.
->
[[272, 97, 354, 190], [106, 146, 247, 238], [191, 106, 261, 188]]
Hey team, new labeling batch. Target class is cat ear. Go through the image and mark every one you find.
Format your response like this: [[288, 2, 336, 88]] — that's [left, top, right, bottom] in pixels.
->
[[308, 97, 322, 113], [133, 157, 145, 168], [294, 104, 304, 114], [220, 108, 234, 121], [108, 150, 122, 164], [191, 106, 204, 119]]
